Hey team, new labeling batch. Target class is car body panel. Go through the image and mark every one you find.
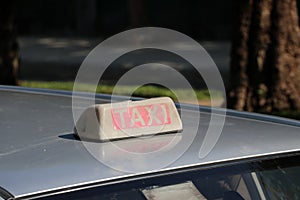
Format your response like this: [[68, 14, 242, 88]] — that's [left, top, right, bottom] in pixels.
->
[[0, 86, 300, 198]]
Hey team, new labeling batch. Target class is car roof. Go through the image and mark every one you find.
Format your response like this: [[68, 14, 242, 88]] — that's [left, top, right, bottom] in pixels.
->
[[0, 86, 300, 199]]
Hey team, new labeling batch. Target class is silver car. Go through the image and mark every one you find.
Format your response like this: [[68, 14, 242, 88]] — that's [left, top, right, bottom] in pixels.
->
[[0, 86, 300, 200]]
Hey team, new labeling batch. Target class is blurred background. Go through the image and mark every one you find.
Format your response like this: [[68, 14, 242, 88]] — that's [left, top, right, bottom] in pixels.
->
[[16, 0, 232, 83], [1, 0, 300, 119]]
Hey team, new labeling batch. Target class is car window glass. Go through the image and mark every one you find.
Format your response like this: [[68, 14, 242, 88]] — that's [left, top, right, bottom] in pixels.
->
[[38, 153, 300, 200]]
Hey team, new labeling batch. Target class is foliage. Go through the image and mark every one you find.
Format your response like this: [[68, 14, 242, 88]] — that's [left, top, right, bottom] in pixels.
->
[[20, 81, 222, 103]]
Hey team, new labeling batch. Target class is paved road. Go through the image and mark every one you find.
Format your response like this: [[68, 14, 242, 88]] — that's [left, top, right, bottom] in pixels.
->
[[19, 37, 231, 88]]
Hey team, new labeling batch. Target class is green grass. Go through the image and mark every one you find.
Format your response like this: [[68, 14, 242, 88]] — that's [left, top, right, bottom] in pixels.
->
[[19, 81, 300, 119], [21, 81, 75, 91], [269, 111, 300, 120], [20, 81, 223, 103]]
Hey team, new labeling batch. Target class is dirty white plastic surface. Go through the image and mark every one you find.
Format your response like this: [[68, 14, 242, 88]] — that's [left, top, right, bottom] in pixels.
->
[[75, 97, 182, 141]]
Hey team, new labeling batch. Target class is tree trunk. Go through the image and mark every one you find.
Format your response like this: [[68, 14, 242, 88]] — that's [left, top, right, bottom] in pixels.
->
[[128, 0, 149, 27], [228, 0, 300, 112], [0, 0, 19, 85]]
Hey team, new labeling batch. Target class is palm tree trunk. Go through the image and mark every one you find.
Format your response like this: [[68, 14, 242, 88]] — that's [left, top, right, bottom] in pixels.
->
[[228, 0, 300, 112]]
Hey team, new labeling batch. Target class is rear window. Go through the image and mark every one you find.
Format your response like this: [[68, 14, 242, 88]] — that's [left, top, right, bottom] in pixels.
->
[[36, 153, 300, 200]]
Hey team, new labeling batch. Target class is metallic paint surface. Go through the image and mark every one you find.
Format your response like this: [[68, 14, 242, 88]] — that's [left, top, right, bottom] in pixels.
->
[[0, 86, 300, 198]]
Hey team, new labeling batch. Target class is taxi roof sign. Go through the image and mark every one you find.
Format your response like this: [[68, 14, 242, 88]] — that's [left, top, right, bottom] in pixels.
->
[[75, 97, 182, 141]]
